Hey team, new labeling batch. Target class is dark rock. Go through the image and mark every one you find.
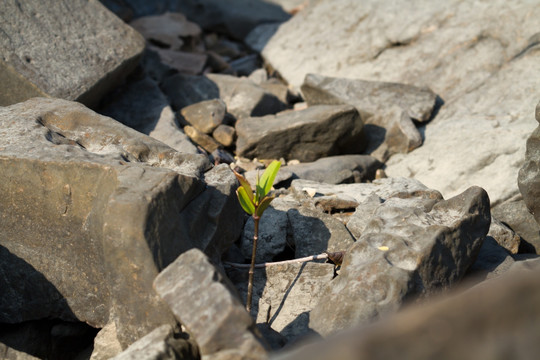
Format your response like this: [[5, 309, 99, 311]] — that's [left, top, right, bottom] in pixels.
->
[[111, 325, 198, 360], [274, 258, 540, 360], [154, 249, 268, 358], [309, 186, 491, 336], [99, 76, 198, 154], [180, 99, 227, 134], [0, 98, 240, 349], [283, 155, 382, 184], [245, 23, 282, 53], [213, 124, 236, 147], [466, 237, 514, 282], [206, 74, 287, 120], [161, 74, 220, 110], [175, 0, 290, 40], [0, 0, 145, 107], [230, 54, 261, 76], [149, 48, 207, 75], [236, 105, 366, 162], [493, 197, 540, 254]]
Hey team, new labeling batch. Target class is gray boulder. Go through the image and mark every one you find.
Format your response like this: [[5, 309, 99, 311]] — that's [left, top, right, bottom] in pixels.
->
[[180, 99, 227, 134], [99, 76, 198, 154], [236, 105, 366, 162], [0, 0, 145, 107], [0, 98, 239, 348], [310, 186, 491, 336], [154, 249, 268, 359]]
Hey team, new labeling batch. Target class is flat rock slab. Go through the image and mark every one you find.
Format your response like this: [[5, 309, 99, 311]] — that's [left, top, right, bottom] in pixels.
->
[[309, 185, 491, 336], [154, 249, 268, 359], [236, 105, 366, 162], [0, 98, 240, 348], [0, 0, 145, 107]]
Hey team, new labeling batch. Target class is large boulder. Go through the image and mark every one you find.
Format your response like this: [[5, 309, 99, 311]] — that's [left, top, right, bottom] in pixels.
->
[[235, 105, 366, 161], [263, 0, 540, 204], [0, 98, 241, 348], [0, 0, 145, 107]]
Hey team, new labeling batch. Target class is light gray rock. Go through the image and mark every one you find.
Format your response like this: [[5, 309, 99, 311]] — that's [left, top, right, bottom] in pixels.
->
[[0, 98, 243, 349], [274, 258, 540, 360], [206, 74, 287, 120], [0, 0, 145, 107], [310, 186, 491, 336], [180, 99, 227, 134], [236, 105, 366, 162], [90, 322, 123, 360], [99, 76, 198, 154], [154, 249, 268, 359], [283, 155, 382, 184]]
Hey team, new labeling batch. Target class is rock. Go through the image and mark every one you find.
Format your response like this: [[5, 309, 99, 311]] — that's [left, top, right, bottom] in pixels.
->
[[180, 99, 227, 134], [240, 200, 290, 263], [228, 262, 335, 343], [236, 105, 366, 162], [175, 0, 290, 40], [99, 76, 198, 154], [274, 258, 540, 360], [245, 23, 282, 53], [161, 74, 220, 110], [260, 81, 292, 105], [111, 325, 198, 360], [518, 101, 540, 252], [154, 249, 268, 359], [230, 54, 261, 76], [309, 186, 491, 336], [282, 155, 382, 184], [0, 98, 244, 349], [486, 217, 521, 255], [140, 48, 178, 84], [184, 125, 221, 153], [492, 197, 540, 253], [0, 0, 145, 107], [466, 237, 515, 283], [248, 69, 268, 85], [90, 323, 123, 360], [130, 12, 201, 51], [206, 73, 287, 119], [213, 124, 236, 147], [149, 48, 207, 75]]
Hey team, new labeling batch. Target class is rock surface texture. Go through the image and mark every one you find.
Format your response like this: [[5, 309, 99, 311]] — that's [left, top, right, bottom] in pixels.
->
[[0, 0, 145, 107], [0, 98, 240, 348]]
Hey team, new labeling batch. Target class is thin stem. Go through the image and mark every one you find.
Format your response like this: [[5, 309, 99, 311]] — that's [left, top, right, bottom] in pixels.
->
[[246, 215, 259, 313], [225, 253, 330, 269]]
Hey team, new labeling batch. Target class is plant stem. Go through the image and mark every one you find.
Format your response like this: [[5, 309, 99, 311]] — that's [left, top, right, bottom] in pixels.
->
[[246, 215, 259, 313], [225, 253, 331, 269]]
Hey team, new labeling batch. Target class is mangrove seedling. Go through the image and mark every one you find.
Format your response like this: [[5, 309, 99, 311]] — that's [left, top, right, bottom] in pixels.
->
[[233, 160, 281, 313]]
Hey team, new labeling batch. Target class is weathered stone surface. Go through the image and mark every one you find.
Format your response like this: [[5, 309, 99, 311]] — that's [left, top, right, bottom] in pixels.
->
[[492, 197, 540, 254], [487, 217, 521, 255], [236, 105, 366, 162], [175, 0, 290, 40], [0, 98, 243, 349], [154, 249, 268, 358], [90, 322, 123, 360], [245, 23, 282, 53], [206, 74, 287, 120], [180, 99, 227, 134], [150, 48, 207, 75], [0, 0, 145, 107], [130, 12, 201, 51], [213, 124, 236, 147], [99, 76, 198, 154], [310, 186, 491, 336], [275, 259, 540, 360], [184, 125, 221, 153], [283, 155, 382, 184]]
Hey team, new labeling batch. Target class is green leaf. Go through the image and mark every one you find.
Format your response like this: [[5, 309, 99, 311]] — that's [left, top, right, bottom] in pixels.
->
[[232, 170, 253, 202], [258, 160, 281, 198], [255, 196, 274, 217], [236, 187, 255, 215]]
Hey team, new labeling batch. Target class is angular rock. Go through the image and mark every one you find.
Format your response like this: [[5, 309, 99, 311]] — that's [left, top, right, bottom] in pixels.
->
[[230, 54, 261, 77], [154, 249, 268, 358], [99, 76, 198, 154], [91, 322, 123, 360], [310, 186, 491, 336], [184, 125, 221, 153], [245, 23, 282, 53], [161, 74, 220, 110], [0, 98, 239, 348], [492, 197, 540, 253], [130, 12, 201, 51], [175, 0, 290, 40], [487, 217, 521, 255], [275, 258, 540, 360], [283, 155, 382, 184], [213, 124, 236, 147], [149, 48, 207, 75], [0, 0, 145, 107], [236, 105, 366, 162], [111, 325, 198, 360], [206, 74, 287, 120], [180, 99, 227, 134]]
